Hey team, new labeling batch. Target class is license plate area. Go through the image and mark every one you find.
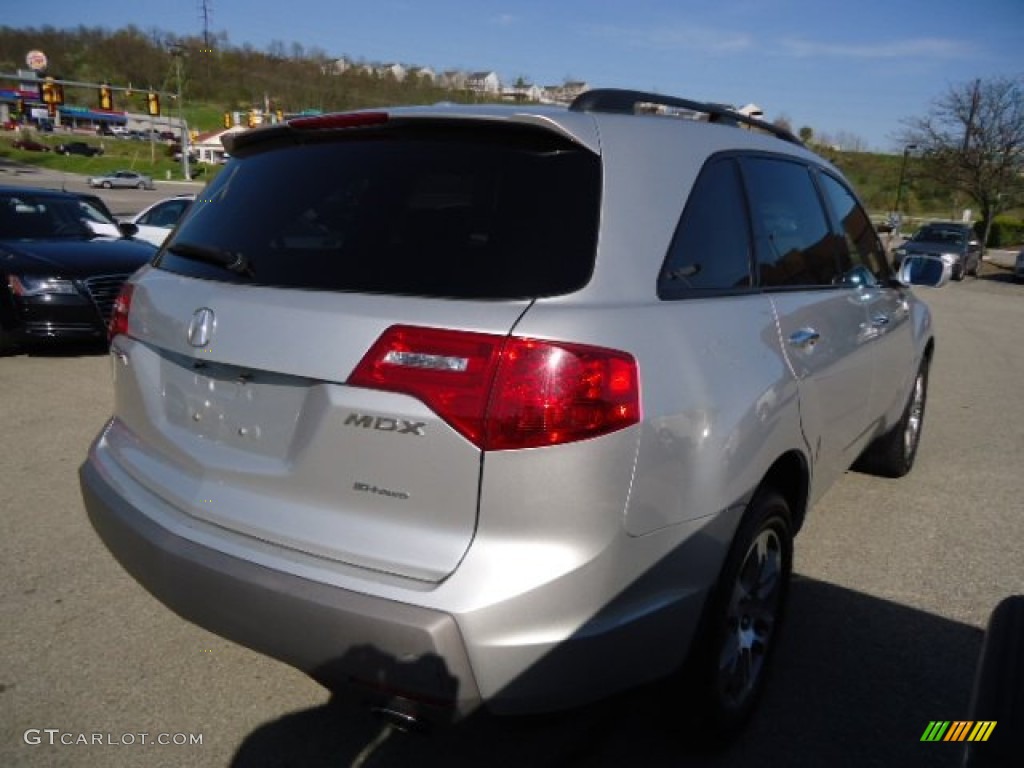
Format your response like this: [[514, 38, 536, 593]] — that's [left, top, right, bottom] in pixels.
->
[[162, 354, 312, 459]]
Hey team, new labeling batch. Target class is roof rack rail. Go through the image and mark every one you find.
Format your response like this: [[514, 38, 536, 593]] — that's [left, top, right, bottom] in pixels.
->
[[569, 88, 803, 147]]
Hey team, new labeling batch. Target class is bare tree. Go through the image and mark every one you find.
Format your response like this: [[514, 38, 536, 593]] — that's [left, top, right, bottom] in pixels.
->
[[772, 113, 793, 134], [833, 131, 867, 153], [902, 76, 1024, 246]]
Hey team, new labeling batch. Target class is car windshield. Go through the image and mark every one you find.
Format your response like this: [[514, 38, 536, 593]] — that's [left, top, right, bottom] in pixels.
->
[[0, 194, 98, 239], [77, 200, 116, 226], [912, 227, 965, 246]]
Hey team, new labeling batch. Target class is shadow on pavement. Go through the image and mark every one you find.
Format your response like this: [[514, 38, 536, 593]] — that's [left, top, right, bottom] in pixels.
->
[[230, 576, 982, 768], [975, 269, 1019, 285], [9, 341, 109, 358]]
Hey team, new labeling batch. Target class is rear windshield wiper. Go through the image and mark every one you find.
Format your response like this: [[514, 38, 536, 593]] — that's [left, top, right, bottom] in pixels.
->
[[166, 241, 254, 277]]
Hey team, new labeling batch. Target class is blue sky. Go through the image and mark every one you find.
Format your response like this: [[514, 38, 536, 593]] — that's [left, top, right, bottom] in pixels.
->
[[6, 0, 1023, 151]]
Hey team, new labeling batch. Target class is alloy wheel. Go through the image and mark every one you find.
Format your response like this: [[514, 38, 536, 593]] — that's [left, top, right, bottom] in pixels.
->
[[717, 526, 784, 709]]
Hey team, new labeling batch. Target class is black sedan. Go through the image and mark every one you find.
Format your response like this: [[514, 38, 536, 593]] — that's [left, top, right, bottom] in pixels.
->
[[0, 186, 156, 354], [56, 141, 104, 157]]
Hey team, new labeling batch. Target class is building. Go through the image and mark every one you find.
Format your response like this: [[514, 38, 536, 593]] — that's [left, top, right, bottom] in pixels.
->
[[466, 71, 501, 94], [192, 125, 247, 165]]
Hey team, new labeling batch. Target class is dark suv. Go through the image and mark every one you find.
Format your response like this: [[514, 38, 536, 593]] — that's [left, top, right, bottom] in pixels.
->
[[81, 89, 946, 736], [56, 141, 104, 158], [895, 221, 981, 280]]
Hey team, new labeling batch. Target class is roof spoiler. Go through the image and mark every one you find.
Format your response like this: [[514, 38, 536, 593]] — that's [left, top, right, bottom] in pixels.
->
[[569, 88, 803, 147]]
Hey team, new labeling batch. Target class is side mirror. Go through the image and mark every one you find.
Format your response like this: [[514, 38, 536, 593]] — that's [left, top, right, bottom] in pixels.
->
[[117, 221, 139, 238], [898, 254, 952, 288]]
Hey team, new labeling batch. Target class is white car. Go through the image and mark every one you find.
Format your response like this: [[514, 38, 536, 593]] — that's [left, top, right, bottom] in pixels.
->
[[124, 194, 195, 246]]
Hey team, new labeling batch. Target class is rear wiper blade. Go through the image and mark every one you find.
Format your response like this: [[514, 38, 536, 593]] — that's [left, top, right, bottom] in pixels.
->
[[166, 241, 254, 276]]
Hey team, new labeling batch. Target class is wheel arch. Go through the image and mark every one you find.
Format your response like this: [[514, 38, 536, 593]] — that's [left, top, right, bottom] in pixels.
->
[[0, 273, 18, 329], [923, 336, 935, 366], [753, 450, 810, 534]]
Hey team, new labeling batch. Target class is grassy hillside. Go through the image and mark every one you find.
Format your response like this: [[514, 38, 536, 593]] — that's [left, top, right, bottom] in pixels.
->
[[2, 132, 214, 182]]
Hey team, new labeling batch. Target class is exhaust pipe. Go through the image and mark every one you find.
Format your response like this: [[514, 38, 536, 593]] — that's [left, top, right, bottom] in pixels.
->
[[371, 699, 428, 733]]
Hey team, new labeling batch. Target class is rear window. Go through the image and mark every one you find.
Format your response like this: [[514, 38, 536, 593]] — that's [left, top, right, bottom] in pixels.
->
[[156, 123, 601, 299]]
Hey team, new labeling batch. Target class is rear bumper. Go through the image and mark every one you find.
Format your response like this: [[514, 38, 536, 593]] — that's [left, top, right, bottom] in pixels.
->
[[79, 458, 482, 722], [80, 431, 730, 718]]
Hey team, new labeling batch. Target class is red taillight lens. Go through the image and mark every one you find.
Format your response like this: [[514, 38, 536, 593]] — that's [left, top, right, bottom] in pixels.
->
[[348, 326, 504, 446], [348, 326, 640, 451], [486, 338, 640, 450], [108, 282, 134, 340]]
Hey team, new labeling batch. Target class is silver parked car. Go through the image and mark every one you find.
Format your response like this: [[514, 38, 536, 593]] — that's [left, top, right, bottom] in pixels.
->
[[87, 169, 155, 190], [80, 90, 943, 737]]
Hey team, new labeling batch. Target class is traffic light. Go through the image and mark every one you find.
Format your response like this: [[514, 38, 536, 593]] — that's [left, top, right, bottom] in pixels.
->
[[99, 84, 113, 111], [223, 112, 232, 129], [147, 91, 160, 117], [41, 78, 65, 117]]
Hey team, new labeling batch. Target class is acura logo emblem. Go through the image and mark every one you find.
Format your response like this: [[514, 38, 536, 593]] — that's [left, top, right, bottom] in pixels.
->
[[187, 307, 216, 348]]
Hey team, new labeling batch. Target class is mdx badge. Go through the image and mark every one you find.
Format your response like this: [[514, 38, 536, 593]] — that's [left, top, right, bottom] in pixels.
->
[[187, 307, 216, 348], [344, 413, 426, 436]]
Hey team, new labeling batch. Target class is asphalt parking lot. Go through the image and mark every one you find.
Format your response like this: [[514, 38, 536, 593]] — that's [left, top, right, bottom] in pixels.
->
[[1, 265, 1022, 767]]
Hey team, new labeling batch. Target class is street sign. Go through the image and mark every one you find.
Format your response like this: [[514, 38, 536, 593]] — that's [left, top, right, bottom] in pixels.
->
[[25, 50, 47, 71]]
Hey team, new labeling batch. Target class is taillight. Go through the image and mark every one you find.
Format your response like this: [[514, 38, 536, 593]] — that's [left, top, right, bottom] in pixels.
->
[[348, 326, 640, 450], [486, 337, 640, 450], [108, 282, 134, 340]]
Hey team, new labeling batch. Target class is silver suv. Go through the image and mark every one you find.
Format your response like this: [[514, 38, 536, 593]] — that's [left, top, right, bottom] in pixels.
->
[[80, 89, 939, 736]]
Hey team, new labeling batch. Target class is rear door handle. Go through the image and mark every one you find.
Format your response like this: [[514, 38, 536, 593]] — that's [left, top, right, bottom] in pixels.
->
[[871, 314, 890, 327], [788, 328, 820, 349]]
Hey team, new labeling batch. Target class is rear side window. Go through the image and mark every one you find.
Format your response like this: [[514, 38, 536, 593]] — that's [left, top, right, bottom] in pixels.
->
[[658, 157, 752, 298], [818, 172, 891, 284], [741, 157, 840, 288], [156, 125, 601, 299]]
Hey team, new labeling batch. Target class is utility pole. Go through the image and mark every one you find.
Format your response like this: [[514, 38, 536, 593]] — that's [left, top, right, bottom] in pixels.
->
[[170, 45, 191, 181], [953, 78, 981, 223], [962, 78, 981, 154], [891, 144, 918, 238]]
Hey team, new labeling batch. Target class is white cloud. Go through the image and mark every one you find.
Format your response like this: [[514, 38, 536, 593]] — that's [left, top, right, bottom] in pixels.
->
[[779, 37, 971, 59]]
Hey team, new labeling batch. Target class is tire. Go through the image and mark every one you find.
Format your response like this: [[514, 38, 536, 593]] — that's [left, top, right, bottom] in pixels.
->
[[137, 182, 145, 189], [964, 596, 1024, 768], [692, 489, 794, 741], [854, 357, 929, 478], [102, 181, 112, 189]]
